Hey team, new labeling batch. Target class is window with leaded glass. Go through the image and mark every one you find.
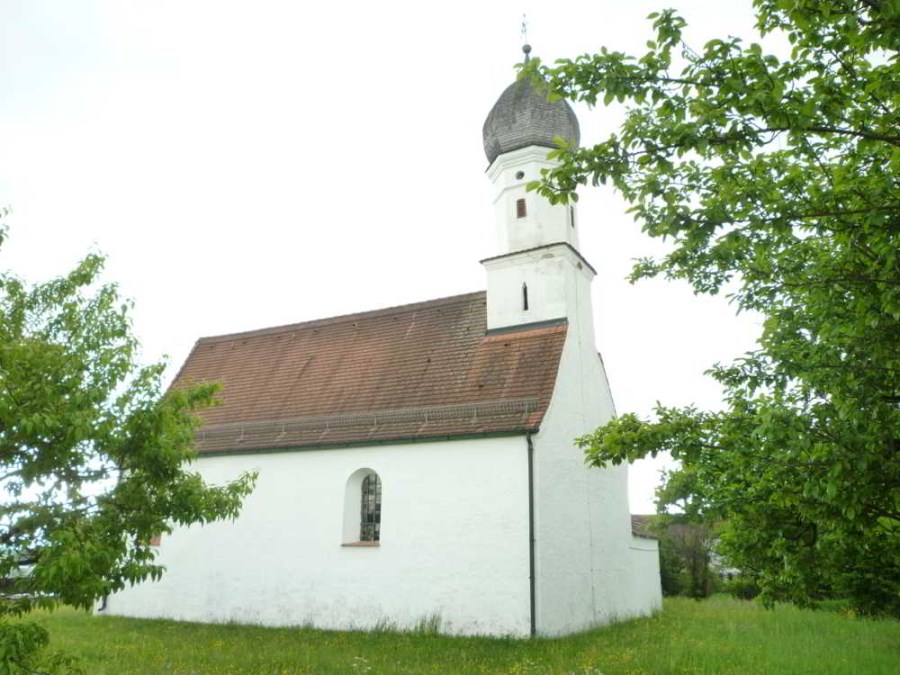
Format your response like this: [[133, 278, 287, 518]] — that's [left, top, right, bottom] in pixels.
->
[[360, 472, 381, 542]]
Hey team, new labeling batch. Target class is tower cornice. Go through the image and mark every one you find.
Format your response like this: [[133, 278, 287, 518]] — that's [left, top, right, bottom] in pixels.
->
[[480, 242, 596, 277]]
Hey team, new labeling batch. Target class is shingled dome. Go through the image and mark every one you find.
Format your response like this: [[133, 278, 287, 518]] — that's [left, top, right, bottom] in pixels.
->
[[482, 77, 580, 165]]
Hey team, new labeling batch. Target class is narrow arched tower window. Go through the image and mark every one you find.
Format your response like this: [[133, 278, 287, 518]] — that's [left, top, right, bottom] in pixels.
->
[[516, 198, 527, 218], [570, 206, 576, 228], [522, 282, 529, 311], [360, 472, 382, 542]]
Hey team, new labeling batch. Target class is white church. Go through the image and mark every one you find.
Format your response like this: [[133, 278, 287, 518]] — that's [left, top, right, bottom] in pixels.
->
[[105, 52, 662, 637]]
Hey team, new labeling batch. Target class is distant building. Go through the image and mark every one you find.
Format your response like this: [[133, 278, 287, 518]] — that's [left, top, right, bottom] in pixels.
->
[[105, 49, 662, 637]]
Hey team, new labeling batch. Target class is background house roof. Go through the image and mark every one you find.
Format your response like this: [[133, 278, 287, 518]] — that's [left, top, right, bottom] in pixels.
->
[[174, 292, 567, 453], [631, 515, 659, 540]]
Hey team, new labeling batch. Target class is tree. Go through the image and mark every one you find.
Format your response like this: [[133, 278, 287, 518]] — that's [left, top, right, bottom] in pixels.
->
[[641, 514, 718, 598], [658, 516, 719, 599], [0, 222, 256, 671], [525, 0, 900, 615]]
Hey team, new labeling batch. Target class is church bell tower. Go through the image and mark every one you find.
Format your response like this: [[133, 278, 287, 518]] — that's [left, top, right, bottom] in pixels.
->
[[481, 46, 597, 337]]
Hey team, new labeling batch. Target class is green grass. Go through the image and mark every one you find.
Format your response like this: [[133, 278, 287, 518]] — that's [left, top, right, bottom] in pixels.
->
[[25, 596, 900, 674]]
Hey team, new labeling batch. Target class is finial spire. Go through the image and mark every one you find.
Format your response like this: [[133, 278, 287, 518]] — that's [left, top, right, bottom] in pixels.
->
[[521, 14, 531, 62]]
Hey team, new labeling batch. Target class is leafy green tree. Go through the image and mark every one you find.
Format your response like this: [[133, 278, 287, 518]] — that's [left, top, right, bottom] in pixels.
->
[[644, 512, 718, 599], [0, 223, 257, 671], [656, 533, 685, 597], [662, 517, 718, 599], [525, 0, 900, 615]]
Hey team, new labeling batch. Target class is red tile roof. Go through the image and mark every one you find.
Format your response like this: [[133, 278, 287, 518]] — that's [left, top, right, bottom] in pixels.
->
[[173, 292, 567, 454], [631, 515, 659, 540]]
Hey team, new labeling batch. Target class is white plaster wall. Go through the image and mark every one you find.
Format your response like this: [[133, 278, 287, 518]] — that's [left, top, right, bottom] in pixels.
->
[[529, 244, 662, 635], [488, 146, 578, 254], [481, 142, 662, 634], [105, 436, 532, 636], [483, 244, 593, 331], [629, 538, 664, 615]]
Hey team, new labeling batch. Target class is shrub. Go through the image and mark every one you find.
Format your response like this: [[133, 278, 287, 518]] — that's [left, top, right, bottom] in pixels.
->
[[726, 577, 761, 601]]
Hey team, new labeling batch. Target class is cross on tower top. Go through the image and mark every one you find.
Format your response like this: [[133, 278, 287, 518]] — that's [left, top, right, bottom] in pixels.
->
[[521, 14, 531, 62]]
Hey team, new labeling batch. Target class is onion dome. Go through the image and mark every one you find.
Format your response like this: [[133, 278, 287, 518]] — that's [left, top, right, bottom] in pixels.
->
[[482, 49, 580, 165]]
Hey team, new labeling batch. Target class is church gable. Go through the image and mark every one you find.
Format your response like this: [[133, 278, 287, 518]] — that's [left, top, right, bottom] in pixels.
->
[[174, 291, 567, 453]]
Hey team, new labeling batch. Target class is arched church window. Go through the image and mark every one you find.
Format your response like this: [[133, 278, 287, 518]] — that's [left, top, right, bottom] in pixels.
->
[[360, 472, 382, 542], [516, 198, 527, 218], [342, 468, 382, 546]]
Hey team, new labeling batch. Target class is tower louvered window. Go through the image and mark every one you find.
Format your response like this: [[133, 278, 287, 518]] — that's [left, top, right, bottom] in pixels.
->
[[360, 473, 382, 542], [516, 198, 527, 218]]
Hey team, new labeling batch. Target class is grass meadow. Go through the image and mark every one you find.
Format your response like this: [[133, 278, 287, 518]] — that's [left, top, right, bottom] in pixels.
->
[[27, 596, 900, 674]]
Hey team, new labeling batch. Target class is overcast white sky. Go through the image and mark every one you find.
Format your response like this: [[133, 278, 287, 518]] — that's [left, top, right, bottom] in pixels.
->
[[1, 0, 764, 513]]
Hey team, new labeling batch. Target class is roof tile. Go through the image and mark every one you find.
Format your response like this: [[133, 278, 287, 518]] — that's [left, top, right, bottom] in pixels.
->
[[174, 292, 567, 453]]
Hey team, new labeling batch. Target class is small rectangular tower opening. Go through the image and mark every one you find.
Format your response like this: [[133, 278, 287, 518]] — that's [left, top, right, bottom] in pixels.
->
[[516, 198, 527, 219]]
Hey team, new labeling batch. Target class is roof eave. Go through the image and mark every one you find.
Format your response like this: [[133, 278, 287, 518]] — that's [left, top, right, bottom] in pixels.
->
[[194, 428, 541, 458]]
